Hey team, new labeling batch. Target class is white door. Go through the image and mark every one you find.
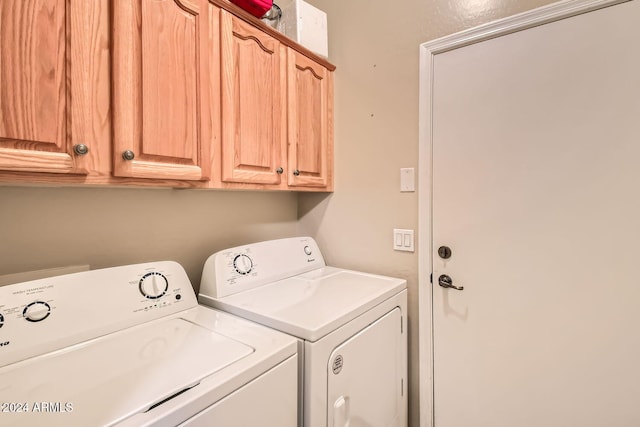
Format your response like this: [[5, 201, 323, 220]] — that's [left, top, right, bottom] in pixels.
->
[[327, 308, 404, 427], [429, 1, 640, 426]]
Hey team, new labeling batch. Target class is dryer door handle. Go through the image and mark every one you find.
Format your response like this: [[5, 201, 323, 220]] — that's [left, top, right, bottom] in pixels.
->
[[333, 395, 350, 427]]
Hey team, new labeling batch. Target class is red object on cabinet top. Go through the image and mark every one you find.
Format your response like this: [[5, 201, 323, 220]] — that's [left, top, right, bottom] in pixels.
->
[[230, 0, 273, 18]]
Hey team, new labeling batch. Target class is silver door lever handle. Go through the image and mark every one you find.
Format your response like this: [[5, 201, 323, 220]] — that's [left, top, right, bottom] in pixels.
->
[[438, 274, 464, 291]]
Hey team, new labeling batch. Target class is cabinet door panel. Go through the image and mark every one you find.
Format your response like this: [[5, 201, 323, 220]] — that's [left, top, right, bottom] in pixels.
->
[[141, 1, 198, 161], [287, 49, 332, 189], [113, 0, 210, 181], [0, 0, 86, 174], [296, 67, 323, 174], [220, 11, 285, 185]]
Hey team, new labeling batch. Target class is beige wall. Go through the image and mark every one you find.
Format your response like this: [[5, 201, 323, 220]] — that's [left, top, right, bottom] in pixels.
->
[[0, 186, 298, 290], [298, 0, 556, 425]]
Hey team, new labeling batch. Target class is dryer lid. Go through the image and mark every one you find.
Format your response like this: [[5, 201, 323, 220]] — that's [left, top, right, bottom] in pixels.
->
[[0, 317, 253, 426], [209, 267, 406, 342]]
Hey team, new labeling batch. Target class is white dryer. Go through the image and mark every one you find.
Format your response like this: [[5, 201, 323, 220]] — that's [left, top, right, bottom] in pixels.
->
[[198, 237, 408, 427], [0, 261, 297, 427]]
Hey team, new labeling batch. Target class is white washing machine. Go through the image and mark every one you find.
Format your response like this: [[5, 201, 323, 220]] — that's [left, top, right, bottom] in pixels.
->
[[198, 237, 408, 427], [0, 261, 298, 427]]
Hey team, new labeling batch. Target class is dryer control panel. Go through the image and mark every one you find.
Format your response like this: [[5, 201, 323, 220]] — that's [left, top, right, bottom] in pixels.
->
[[0, 261, 197, 368], [200, 237, 326, 299]]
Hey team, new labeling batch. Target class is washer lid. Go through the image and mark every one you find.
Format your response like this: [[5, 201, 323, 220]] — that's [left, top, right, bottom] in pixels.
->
[[209, 267, 406, 342], [0, 318, 253, 427]]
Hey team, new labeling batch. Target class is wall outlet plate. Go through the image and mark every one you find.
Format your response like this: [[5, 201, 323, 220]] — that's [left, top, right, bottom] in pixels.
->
[[400, 168, 415, 192]]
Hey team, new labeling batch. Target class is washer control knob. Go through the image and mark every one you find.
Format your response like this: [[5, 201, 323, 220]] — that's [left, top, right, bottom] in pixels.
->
[[139, 272, 169, 299], [304, 245, 313, 256], [233, 254, 253, 275], [23, 301, 51, 322], [0, 313, 4, 328]]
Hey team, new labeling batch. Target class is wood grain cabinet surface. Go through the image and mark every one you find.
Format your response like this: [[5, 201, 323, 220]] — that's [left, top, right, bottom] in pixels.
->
[[219, 10, 287, 186], [0, 0, 107, 176], [112, 0, 212, 182], [0, 0, 334, 191], [287, 49, 334, 190]]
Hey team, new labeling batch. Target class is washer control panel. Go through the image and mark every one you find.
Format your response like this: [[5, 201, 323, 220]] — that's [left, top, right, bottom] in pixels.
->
[[199, 237, 326, 299], [0, 261, 198, 368]]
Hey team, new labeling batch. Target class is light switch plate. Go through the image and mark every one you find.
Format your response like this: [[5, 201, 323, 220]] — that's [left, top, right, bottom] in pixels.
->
[[393, 229, 415, 252], [400, 168, 415, 192]]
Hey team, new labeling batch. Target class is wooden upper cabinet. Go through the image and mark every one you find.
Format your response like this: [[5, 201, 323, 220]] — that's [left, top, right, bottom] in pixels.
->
[[287, 49, 333, 189], [0, 0, 333, 190], [113, 0, 211, 181], [0, 0, 90, 174], [219, 10, 286, 185]]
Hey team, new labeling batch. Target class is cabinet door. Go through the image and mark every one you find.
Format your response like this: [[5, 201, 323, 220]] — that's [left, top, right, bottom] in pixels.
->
[[287, 49, 333, 189], [0, 0, 89, 174], [113, 0, 210, 181], [220, 11, 286, 185]]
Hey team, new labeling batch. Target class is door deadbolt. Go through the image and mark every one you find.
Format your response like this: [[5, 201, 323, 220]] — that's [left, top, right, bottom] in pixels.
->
[[438, 246, 452, 259]]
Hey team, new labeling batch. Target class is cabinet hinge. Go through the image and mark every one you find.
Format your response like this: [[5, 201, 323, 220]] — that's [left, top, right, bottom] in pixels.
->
[[430, 273, 433, 283], [401, 378, 404, 397], [400, 316, 403, 334]]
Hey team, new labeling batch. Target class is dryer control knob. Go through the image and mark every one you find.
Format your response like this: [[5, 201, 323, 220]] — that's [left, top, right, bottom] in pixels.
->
[[23, 301, 51, 322], [233, 254, 253, 275], [0, 312, 4, 328], [139, 272, 169, 299], [304, 245, 312, 256]]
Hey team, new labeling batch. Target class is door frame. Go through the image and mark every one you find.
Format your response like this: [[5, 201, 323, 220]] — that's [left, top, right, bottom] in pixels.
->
[[417, 0, 626, 425]]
